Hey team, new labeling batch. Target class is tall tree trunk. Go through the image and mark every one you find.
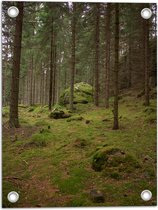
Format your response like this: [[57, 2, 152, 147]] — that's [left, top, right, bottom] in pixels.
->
[[144, 17, 150, 106], [29, 56, 33, 106], [57, 56, 61, 104], [94, 3, 100, 106], [105, 3, 111, 108], [32, 65, 36, 105], [45, 68, 48, 105], [52, 44, 57, 105], [42, 66, 45, 106], [36, 75, 40, 104], [128, 22, 132, 88], [69, 3, 76, 110], [49, 21, 54, 110], [27, 72, 29, 105], [2, 65, 6, 106], [40, 63, 43, 104], [113, 4, 119, 130], [9, 2, 23, 128], [64, 69, 67, 90]]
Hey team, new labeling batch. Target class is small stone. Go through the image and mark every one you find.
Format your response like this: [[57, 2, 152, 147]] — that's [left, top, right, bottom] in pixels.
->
[[121, 151, 125, 155], [143, 155, 152, 162], [40, 129, 44, 133], [102, 118, 110, 122], [90, 189, 105, 203], [36, 204, 42, 207], [85, 120, 90, 124]]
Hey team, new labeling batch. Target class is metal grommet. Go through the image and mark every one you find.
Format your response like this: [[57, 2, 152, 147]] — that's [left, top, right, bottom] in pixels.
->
[[7, 6, 19, 18], [141, 190, 152, 201], [7, 191, 19, 203], [141, 8, 152, 19]]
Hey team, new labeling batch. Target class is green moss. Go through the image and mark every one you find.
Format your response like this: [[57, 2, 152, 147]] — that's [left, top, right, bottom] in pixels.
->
[[52, 167, 90, 195], [92, 147, 140, 178], [35, 120, 50, 127], [110, 172, 121, 180], [26, 130, 54, 147], [59, 82, 93, 105], [143, 107, 156, 115], [2, 93, 156, 207], [145, 113, 156, 124], [67, 115, 83, 122], [28, 107, 35, 112], [92, 147, 122, 171], [67, 194, 90, 207], [2, 106, 9, 117]]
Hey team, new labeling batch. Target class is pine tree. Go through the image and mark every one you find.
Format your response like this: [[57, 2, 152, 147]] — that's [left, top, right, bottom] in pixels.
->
[[104, 3, 111, 108], [9, 2, 24, 128], [113, 3, 119, 130], [70, 3, 76, 110], [94, 3, 100, 106], [144, 12, 150, 106]]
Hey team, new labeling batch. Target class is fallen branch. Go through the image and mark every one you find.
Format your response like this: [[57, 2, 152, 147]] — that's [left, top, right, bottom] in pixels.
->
[[3, 176, 22, 180]]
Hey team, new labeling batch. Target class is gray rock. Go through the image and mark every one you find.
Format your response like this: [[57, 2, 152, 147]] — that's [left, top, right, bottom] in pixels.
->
[[90, 189, 105, 203], [49, 110, 71, 119]]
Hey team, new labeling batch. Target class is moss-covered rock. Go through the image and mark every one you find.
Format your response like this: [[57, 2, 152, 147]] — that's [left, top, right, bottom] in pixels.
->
[[67, 115, 84, 122], [49, 105, 71, 119], [59, 82, 93, 105], [92, 147, 140, 178]]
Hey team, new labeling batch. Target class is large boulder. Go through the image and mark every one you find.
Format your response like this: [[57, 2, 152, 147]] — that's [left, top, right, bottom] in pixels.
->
[[59, 82, 93, 105]]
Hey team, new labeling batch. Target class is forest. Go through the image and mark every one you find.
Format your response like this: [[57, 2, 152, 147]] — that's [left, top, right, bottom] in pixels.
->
[[2, 1, 157, 207]]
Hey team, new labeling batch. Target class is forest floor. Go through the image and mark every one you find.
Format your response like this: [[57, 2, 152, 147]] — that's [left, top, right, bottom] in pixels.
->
[[2, 90, 157, 207]]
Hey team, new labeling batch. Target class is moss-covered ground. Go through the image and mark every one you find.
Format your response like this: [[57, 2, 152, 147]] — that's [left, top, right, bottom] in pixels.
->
[[2, 92, 156, 207]]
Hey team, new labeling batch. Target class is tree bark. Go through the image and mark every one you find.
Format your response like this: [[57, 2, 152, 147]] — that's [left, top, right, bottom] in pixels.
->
[[113, 4, 119, 130], [9, 2, 23, 128], [32, 64, 36, 105], [94, 3, 100, 107], [49, 20, 54, 110], [40, 63, 43, 104], [128, 22, 132, 88], [144, 18, 150, 106], [29, 56, 33, 106], [105, 3, 111, 108], [52, 44, 57, 105], [44, 68, 48, 105], [69, 3, 76, 111]]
